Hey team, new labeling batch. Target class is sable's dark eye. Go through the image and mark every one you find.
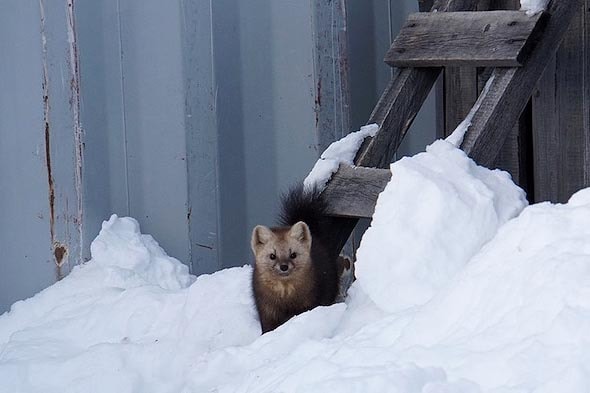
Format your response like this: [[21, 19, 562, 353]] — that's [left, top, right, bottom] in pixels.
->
[[290, 252, 297, 259], [269, 253, 276, 260]]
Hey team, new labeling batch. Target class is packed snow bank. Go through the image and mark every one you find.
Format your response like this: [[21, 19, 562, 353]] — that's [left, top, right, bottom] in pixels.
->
[[355, 139, 527, 313], [2, 146, 590, 392], [304, 123, 378, 191]]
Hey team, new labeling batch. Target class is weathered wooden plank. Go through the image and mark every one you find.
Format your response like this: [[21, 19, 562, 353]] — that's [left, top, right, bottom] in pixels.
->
[[355, 67, 441, 168], [482, 0, 536, 198], [444, 66, 478, 135], [440, 1, 492, 138], [461, 0, 582, 168], [323, 165, 392, 218], [532, 57, 559, 201], [386, 11, 547, 67], [533, 0, 590, 202]]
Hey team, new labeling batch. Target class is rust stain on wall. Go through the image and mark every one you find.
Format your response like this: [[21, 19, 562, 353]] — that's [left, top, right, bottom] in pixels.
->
[[40, 0, 63, 279]]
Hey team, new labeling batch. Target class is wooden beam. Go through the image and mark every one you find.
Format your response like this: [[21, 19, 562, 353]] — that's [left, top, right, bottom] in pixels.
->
[[532, 0, 590, 202], [386, 11, 547, 67], [355, 67, 441, 168], [444, 66, 478, 135], [461, 0, 582, 168], [323, 165, 392, 218]]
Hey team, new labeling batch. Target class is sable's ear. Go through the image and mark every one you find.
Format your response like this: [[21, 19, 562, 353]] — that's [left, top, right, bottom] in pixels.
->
[[251, 225, 274, 254], [289, 221, 311, 246]]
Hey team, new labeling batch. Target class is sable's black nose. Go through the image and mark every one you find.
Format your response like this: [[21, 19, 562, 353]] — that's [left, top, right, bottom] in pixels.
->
[[280, 264, 289, 272]]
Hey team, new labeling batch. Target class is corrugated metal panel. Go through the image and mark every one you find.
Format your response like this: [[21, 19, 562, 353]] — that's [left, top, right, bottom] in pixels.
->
[[0, 0, 83, 311]]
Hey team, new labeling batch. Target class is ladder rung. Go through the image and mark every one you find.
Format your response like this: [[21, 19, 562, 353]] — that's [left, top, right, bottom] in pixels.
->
[[323, 165, 391, 218], [385, 11, 548, 68]]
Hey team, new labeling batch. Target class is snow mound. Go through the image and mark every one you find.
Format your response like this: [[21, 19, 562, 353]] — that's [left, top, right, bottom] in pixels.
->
[[91, 215, 193, 290], [304, 123, 378, 191], [355, 139, 527, 313], [389, 187, 590, 390]]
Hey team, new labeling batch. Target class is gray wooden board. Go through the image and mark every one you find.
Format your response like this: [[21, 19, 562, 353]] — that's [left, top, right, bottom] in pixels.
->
[[356, 67, 441, 168], [460, 0, 582, 168], [386, 11, 547, 67], [444, 66, 478, 135], [532, 57, 560, 201], [323, 165, 392, 218], [532, 1, 590, 202], [479, 0, 535, 195]]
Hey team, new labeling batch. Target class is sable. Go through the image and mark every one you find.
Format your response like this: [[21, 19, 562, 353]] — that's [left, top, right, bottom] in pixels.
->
[[251, 186, 340, 333]]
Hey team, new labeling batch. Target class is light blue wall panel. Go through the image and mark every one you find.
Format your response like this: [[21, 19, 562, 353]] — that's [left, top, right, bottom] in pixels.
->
[[1, 0, 83, 312], [77, 0, 130, 260], [117, 0, 191, 266], [0, 1, 54, 313], [213, 0, 324, 268], [180, 0, 220, 274]]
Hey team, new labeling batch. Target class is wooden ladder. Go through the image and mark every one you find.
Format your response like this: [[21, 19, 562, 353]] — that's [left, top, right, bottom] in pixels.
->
[[321, 0, 582, 253]]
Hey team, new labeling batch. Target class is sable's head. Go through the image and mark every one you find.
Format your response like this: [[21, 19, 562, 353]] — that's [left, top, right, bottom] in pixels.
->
[[251, 221, 312, 277]]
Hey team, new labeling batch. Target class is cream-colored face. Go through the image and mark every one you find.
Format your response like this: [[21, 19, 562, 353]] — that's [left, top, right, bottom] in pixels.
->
[[251, 222, 312, 277]]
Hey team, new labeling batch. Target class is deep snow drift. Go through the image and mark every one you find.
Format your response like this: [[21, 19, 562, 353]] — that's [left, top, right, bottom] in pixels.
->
[[2, 138, 590, 392]]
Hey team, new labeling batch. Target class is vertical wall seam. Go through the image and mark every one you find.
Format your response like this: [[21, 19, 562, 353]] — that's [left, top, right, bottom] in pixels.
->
[[209, 0, 221, 266], [116, 0, 131, 215], [66, 0, 84, 264]]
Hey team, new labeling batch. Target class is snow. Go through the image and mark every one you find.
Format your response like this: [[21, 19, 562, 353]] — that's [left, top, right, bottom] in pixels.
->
[[304, 123, 379, 191], [520, 0, 549, 15], [355, 139, 527, 313], [2, 140, 590, 392]]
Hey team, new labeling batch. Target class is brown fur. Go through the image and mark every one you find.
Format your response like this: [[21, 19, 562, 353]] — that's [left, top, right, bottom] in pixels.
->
[[251, 222, 329, 333]]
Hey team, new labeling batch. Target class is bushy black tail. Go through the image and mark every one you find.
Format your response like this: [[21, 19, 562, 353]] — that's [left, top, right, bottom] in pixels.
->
[[278, 184, 330, 238]]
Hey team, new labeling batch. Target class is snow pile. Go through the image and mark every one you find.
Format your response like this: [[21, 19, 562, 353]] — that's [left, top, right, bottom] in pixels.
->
[[90, 216, 193, 290], [355, 139, 527, 312], [2, 142, 590, 392], [304, 123, 379, 190], [520, 0, 549, 15]]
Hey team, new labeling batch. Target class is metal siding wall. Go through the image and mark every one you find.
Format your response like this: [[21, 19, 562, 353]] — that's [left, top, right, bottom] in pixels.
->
[[118, 1, 191, 265], [1, 1, 83, 312], [0, 1, 53, 312], [213, 0, 321, 268], [180, 0, 220, 274], [76, 0, 130, 261]]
